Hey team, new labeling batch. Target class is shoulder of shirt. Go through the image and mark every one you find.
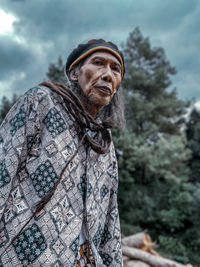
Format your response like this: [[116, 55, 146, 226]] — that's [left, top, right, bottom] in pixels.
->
[[19, 84, 63, 109], [8, 85, 59, 118], [24, 85, 52, 101]]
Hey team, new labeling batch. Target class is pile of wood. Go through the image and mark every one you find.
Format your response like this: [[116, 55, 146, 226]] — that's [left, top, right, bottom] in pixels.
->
[[122, 232, 193, 267]]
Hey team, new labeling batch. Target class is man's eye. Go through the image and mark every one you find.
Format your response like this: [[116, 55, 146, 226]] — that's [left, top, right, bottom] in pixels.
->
[[112, 66, 120, 73], [93, 60, 102, 65]]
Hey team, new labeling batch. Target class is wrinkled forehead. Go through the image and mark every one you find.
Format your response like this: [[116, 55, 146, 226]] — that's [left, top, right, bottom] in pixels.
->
[[81, 51, 122, 66]]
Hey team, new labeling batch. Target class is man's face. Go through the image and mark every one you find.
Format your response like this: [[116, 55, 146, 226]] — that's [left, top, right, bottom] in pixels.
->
[[76, 51, 122, 108]]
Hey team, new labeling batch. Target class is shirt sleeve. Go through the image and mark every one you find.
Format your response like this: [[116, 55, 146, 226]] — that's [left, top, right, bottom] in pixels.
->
[[0, 87, 43, 221], [99, 144, 123, 267]]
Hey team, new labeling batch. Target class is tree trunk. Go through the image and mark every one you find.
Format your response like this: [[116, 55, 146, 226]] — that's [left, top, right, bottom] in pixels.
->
[[122, 232, 159, 256], [124, 259, 150, 267], [122, 246, 187, 267], [122, 232, 146, 248]]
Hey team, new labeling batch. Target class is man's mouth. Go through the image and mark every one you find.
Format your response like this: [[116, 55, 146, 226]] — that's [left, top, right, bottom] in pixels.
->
[[94, 85, 112, 95]]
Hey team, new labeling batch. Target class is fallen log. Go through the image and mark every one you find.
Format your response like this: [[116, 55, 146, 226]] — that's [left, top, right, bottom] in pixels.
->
[[124, 259, 150, 267], [122, 231, 159, 256], [122, 232, 146, 248], [122, 246, 187, 267]]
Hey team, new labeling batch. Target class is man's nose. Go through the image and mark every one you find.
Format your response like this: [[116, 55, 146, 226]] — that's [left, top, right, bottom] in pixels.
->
[[102, 66, 113, 82]]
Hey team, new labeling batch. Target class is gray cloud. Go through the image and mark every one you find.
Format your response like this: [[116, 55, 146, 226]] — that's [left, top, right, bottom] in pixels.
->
[[4, 0, 198, 41], [0, 35, 35, 79], [0, 0, 199, 100]]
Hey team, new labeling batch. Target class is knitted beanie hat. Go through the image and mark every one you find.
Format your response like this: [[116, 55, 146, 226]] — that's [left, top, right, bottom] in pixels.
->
[[65, 38, 125, 78]]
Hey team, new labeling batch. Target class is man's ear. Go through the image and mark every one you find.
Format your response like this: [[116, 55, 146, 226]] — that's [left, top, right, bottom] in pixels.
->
[[69, 67, 79, 82]]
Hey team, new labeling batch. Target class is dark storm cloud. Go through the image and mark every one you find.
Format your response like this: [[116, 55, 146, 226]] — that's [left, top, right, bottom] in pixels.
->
[[0, 0, 199, 100], [0, 35, 34, 79], [2, 0, 124, 41], [2, 0, 197, 43], [138, 0, 198, 31]]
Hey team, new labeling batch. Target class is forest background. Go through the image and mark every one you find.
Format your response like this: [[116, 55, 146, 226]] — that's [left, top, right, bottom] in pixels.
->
[[1, 28, 200, 265]]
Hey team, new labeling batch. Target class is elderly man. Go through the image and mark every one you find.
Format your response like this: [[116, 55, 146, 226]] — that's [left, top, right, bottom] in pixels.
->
[[0, 39, 125, 266]]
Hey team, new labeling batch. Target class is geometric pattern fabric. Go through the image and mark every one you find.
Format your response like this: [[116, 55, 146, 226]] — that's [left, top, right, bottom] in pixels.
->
[[99, 251, 113, 266], [93, 224, 103, 247], [69, 236, 79, 255], [50, 237, 66, 257], [43, 107, 67, 138], [100, 225, 112, 247], [0, 160, 11, 188], [100, 184, 109, 202], [0, 86, 122, 266], [30, 160, 58, 198], [3, 185, 29, 223], [50, 195, 76, 233], [9, 104, 26, 136], [13, 223, 47, 266]]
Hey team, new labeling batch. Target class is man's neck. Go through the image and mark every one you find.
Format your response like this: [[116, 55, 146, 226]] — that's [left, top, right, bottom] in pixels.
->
[[82, 97, 101, 118]]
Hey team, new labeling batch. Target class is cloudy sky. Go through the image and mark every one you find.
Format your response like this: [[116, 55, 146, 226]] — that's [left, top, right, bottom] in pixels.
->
[[0, 0, 200, 102]]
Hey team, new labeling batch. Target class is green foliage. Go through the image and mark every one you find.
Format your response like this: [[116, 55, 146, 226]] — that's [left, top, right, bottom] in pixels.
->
[[122, 28, 189, 136], [183, 108, 200, 263], [114, 28, 198, 264], [46, 56, 66, 83], [186, 108, 200, 182], [0, 94, 18, 125], [158, 236, 189, 262], [122, 27, 176, 95]]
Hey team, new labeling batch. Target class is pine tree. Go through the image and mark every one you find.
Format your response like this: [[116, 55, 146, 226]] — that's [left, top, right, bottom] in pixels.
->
[[0, 94, 18, 124], [46, 56, 66, 83], [114, 28, 194, 264], [122, 27, 188, 136], [186, 108, 200, 182], [183, 107, 200, 263]]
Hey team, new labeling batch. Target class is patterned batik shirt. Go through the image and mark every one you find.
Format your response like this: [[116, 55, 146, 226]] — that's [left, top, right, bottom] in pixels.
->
[[0, 86, 123, 267]]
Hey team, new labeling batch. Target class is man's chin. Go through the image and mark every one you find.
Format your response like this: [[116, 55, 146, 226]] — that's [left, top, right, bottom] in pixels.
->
[[89, 95, 111, 107]]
